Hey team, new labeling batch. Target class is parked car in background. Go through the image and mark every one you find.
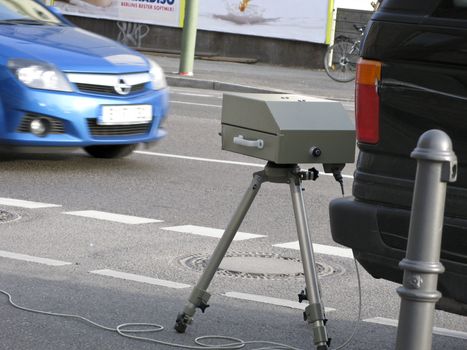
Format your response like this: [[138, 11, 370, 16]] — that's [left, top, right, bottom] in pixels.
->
[[0, 0, 169, 158], [330, 0, 467, 316]]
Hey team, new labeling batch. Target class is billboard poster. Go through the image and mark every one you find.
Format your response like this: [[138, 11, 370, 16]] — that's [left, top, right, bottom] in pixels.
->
[[53, 0, 184, 27], [198, 0, 329, 43], [53, 0, 330, 44]]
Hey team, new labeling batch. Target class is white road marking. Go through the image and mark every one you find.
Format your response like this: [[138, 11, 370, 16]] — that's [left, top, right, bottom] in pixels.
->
[[171, 100, 221, 108], [0, 250, 71, 266], [172, 91, 220, 98], [136, 150, 265, 167], [273, 241, 354, 259], [162, 225, 265, 241], [225, 292, 335, 312], [63, 210, 162, 224], [341, 101, 355, 111], [170, 87, 222, 98], [90, 269, 190, 289], [0, 197, 61, 209], [364, 317, 467, 340], [134, 151, 354, 179]]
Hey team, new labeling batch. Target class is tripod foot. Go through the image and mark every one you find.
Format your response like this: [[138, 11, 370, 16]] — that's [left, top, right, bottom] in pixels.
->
[[174, 312, 191, 333], [175, 287, 211, 333]]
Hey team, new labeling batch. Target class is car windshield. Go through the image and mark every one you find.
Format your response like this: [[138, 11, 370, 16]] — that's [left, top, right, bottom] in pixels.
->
[[0, 0, 62, 25]]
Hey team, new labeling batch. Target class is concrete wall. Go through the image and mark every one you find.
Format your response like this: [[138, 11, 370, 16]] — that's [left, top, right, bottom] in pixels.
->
[[66, 16, 326, 69], [334, 8, 373, 41], [65, 9, 372, 69]]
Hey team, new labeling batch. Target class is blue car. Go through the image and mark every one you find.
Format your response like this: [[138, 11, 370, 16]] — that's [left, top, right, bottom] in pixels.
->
[[0, 0, 169, 158]]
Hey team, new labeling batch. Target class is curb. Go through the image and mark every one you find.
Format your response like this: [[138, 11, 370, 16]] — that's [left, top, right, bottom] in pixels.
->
[[166, 75, 288, 94], [166, 75, 355, 103]]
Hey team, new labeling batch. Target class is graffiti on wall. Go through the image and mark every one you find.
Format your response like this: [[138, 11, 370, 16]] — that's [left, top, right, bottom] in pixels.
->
[[117, 22, 150, 48]]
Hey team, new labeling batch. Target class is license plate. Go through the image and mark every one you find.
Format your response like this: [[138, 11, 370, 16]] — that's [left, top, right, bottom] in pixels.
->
[[99, 105, 152, 125]]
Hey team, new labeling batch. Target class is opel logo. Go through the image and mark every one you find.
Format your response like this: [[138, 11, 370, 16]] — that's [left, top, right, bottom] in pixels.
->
[[114, 78, 132, 95]]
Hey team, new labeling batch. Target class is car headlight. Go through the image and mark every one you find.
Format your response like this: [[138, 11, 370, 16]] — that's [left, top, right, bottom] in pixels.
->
[[8, 59, 73, 92], [148, 59, 167, 90]]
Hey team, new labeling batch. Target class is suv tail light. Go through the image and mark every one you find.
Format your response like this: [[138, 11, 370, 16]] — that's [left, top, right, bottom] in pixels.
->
[[355, 59, 381, 144]]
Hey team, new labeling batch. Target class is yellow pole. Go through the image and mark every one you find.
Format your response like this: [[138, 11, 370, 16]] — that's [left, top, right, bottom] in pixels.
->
[[325, 0, 335, 45], [179, 0, 186, 27]]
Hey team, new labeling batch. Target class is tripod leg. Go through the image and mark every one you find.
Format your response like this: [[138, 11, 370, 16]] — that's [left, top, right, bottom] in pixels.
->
[[289, 180, 330, 350], [175, 172, 264, 333]]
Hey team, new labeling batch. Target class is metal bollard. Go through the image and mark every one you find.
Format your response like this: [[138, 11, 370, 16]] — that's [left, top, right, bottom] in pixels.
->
[[395, 130, 457, 350]]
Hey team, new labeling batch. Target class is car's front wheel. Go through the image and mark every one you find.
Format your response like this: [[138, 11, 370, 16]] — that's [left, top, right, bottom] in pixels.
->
[[83, 144, 137, 158]]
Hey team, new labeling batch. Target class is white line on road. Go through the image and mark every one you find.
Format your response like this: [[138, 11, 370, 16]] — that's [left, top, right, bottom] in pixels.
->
[[90, 269, 191, 289], [225, 292, 335, 312], [0, 250, 71, 266], [171, 100, 221, 108], [171, 91, 221, 98], [341, 101, 355, 111], [63, 210, 162, 224], [170, 87, 222, 96], [162, 225, 265, 241], [273, 241, 354, 259], [0, 197, 61, 209], [364, 317, 467, 340], [134, 151, 355, 179], [136, 150, 265, 167]]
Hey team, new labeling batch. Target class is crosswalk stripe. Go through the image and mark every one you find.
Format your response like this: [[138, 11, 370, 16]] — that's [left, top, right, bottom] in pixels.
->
[[90, 269, 190, 289], [364, 317, 467, 340], [0, 250, 71, 266], [273, 241, 354, 259], [63, 210, 162, 224], [0, 197, 61, 209], [224, 292, 335, 312], [161, 225, 265, 241]]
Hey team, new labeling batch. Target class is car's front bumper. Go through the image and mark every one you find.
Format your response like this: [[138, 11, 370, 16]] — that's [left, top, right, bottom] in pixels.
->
[[0, 81, 169, 148], [329, 196, 467, 316]]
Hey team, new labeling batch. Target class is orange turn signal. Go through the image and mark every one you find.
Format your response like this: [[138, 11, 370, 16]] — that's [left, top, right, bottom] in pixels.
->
[[356, 59, 382, 85], [355, 58, 382, 144]]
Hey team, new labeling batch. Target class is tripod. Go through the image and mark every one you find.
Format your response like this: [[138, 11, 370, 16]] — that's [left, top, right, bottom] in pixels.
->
[[175, 162, 331, 350]]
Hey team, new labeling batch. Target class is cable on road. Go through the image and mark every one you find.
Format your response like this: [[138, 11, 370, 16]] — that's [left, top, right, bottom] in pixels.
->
[[0, 257, 362, 350], [332, 257, 362, 350], [0, 288, 300, 349]]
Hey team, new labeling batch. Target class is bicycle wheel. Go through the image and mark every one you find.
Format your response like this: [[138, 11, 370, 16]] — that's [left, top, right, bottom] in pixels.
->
[[324, 40, 359, 83]]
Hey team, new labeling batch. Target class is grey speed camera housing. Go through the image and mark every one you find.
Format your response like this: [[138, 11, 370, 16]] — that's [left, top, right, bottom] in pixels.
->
[[221, 93, 356, 167], [177, 92, 355, 343]]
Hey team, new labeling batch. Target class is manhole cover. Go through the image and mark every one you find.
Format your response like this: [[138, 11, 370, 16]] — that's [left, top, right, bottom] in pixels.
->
[[179, 252, 336, 280], [0, 209, 20, 223]]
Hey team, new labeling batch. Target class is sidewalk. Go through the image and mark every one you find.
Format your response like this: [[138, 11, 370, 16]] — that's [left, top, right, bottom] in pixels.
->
[[145, 53, 355, 102]]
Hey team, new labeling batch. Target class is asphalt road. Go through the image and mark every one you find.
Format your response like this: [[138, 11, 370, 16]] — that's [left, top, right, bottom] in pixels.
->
[[0, 86, 465, 350]]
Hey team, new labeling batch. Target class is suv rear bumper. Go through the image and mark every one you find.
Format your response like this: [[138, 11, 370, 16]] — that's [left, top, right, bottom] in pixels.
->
[[329, 196, 467, 316]]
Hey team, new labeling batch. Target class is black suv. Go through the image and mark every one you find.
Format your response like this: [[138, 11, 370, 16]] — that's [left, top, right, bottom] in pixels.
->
[[329, 0, 467, 316]]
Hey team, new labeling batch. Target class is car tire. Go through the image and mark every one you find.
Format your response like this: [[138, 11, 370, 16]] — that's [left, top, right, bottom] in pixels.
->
[[83, 144, 137, 158]]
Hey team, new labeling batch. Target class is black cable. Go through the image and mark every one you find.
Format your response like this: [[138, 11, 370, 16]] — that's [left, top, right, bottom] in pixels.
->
[[332, 169, 345, 196]]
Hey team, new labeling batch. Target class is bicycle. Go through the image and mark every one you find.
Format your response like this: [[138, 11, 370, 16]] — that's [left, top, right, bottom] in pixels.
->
[[324, 24, 365, 82]]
